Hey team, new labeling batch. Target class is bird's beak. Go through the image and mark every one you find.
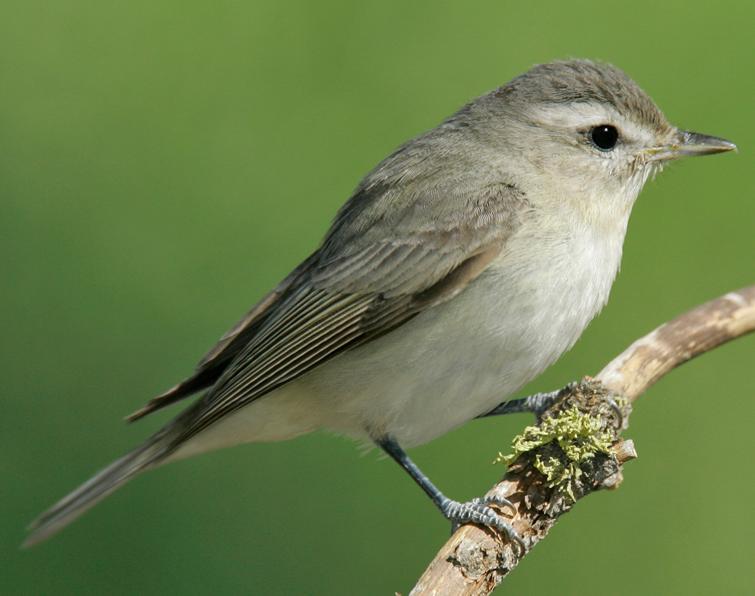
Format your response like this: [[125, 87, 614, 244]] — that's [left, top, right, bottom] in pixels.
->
[[645, 130, 737, 162]]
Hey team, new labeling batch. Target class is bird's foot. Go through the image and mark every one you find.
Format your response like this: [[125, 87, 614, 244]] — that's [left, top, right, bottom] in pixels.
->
[[440, 495, 525, 554], [478, 387, 567, 419]]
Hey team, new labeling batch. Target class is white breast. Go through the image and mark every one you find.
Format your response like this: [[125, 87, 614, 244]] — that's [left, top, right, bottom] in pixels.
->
[[301, 213, 627, 447], [170, 212, 628, 461]]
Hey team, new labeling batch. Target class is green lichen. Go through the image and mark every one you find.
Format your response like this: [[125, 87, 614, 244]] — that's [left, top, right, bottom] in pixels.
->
[[495, 406, 615, 501]]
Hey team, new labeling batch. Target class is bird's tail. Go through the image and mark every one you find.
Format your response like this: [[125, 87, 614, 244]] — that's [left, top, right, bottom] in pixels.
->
[[23, 427, 177, 548]]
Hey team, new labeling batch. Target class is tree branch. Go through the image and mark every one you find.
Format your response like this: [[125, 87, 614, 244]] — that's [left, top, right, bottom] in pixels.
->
[[410, 286, 755, 596]]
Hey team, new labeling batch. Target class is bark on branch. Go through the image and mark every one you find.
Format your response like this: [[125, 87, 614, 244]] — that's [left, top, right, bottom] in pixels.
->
[[410, 286, 755, 595]]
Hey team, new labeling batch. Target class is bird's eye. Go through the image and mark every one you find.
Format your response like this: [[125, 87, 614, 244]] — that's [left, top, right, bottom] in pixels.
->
[[590, 124, 619, 151]]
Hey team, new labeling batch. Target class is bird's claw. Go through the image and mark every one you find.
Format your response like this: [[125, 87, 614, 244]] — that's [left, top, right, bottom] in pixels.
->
[[472, 494, 517, 516], [441, 496, 526, 555], [605, 397, 625, 429]]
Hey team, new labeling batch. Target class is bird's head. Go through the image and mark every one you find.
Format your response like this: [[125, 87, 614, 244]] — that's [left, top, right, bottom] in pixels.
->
[[474, 60, 735, 225]]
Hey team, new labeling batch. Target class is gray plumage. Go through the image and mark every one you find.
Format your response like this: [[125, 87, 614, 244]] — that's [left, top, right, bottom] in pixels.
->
[[500, 60, 671, 131], [25, 59, 734, 547]]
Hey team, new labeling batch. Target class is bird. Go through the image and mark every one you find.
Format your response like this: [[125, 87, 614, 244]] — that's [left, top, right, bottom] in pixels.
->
[[24, 59, 735, 548]]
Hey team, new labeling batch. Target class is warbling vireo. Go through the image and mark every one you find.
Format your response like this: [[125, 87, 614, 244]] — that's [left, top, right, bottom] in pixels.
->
[[25, 59, 735, 548]]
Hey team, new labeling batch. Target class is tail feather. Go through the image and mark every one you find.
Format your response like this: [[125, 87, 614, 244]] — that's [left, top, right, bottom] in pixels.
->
[[23, 430, 174, 548]]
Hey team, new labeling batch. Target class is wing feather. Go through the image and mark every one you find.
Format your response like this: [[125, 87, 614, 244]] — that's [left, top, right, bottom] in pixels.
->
[[131, 179, 528, 439], [172, 245, 505, 442], [126, 253, 319, 421]]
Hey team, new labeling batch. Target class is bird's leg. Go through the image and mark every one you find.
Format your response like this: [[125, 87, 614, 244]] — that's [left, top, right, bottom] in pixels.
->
[[477, 388, 565, 420], [377, 435, 525, 553]]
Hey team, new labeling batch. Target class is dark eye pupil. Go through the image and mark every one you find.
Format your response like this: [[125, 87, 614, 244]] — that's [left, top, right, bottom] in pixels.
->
[[591, 125, 619, 150]]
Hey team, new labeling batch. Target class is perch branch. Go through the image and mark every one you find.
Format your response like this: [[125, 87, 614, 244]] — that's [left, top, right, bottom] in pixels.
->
[[410, 285, 755, 596]]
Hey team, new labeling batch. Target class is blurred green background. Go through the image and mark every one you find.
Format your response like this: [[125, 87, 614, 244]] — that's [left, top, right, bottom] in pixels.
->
[[2, 1, 753, 594]]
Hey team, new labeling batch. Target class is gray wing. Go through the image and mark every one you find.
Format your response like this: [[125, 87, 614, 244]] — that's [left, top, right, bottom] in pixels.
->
[[22, 179, 528, 547], [168, 179, 527, 442], [126, 253, 319, 421]]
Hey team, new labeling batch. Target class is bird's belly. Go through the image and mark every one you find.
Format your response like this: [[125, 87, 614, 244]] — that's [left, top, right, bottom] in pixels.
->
[[172, 229, 622, 459], [302, 247, 616, 447]]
